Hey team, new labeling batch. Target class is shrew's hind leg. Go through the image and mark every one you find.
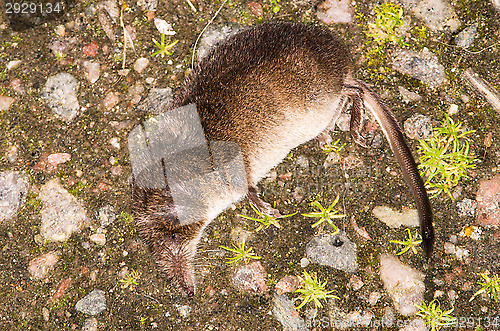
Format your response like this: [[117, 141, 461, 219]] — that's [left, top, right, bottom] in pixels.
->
[[343, 85, 368, 148]]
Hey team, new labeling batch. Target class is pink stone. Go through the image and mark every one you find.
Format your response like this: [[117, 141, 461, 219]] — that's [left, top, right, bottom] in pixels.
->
[[476, 174, 500, 226], [82, 41, 99, 57], [275, 275, 302, 295], [28, 253, 59, 280], [0, 95, 15, 111], [47, 153, 71, 166], [231, 261, 268, 294], [103, 92, 120, 109]]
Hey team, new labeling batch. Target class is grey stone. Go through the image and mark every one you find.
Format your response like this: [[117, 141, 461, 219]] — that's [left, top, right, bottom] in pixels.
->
[[272, 293, 307, 331], [75, 289, 106, 315], [0, 171, 28, 222], [305, 232, 357, 272], [392, 48, 446, 88], [42, 73, 80, 122]]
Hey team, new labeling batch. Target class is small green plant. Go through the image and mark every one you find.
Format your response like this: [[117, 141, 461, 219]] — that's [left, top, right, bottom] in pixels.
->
[[415, 299, 457, 331], [322, 139, 346, 160], [220, 240, 261, 265], [151, 32, 179, 58], [294, 270, 338, 310], [417, 114, 477, 199], [470, 272, 500, 304], [238, 203, 297, 232], [366, 2, 406, 46], [390, 228, 422, 255], [302, 195, 345, 233], [270, 0, 280, 14], [118, 269, 140, 289]]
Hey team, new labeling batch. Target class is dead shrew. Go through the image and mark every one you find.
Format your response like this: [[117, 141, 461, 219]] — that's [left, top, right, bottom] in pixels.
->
[[131, 22, 434, 296]]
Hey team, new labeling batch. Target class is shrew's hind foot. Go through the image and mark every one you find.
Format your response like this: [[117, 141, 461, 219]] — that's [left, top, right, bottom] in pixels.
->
[[247, 185, 282, 218]]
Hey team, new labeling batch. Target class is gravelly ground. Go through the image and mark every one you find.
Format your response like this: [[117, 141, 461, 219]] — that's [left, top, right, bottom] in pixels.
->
[[0, 0, 500, 330]]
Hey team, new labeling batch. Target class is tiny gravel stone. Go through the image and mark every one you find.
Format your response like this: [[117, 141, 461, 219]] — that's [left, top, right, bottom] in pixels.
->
[[272, 293, 307, 331], [296, 155, 309, 168], [305, 232, 358, 272], [138, 0, 158, 11], [47, 153, 71, 166], [0, 171, 28, 222], [368, 291, 381, 305], [82, 317, 98, 331], [275, 275, 302, 295], [134, 57, 149, 73], [42, 73, 80, 122], [404, 113, 433, 140], [82, 61, 101, 84], [398, 86, 422, 103], [300, 257, 310, 268], [231, 261, 268, 294], [153, 18, 176, 35], [90, 233, 106, 245], [75, 289, 107, 315], [379, 254, 425, 315], [0, 95, 15, 111], [392, 49, 446, 88], [476, 174, 500, 226], [175, 305, 191, 318], [372, 206, 419, 228], [40, 178, 89, 242], [82, 41, 99, 57], [98, 205, 116, 227], [6, 60, 22, 70], [347, 274, 364, 291], [455, 23, 478, 48], [28, 252, 59, 280], [42, 307, 50, 321], [5, 145, 18, 162], [317, 0, 353, 24], [103, 91, 120, 109], [323, 152, 340, 168], [456, 198, 477, 217], [248, 1, 263, 17]]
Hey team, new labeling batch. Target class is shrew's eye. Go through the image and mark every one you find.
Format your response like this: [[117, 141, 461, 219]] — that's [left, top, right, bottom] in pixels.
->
[[170, 233, 178, 241]]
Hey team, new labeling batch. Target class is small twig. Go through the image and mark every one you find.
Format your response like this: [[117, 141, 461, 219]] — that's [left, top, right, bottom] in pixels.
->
[[185, 0, 197, 12], [463, 68, 500, 114], [191, 0, 228, 69]]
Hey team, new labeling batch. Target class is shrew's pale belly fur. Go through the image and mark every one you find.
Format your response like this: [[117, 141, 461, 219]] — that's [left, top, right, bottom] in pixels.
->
[[246, 95, 343, 185]]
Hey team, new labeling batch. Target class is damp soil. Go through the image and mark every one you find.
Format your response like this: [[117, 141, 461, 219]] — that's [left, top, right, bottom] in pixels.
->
[[0, 0, 500, 330]]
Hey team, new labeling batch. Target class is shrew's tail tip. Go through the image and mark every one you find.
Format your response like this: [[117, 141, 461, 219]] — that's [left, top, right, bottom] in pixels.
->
[[422, 229, 435, 259]]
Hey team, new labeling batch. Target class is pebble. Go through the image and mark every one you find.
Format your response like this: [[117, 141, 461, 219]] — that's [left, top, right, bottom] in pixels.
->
[[82, 317, 98, 331], [175, 305, 191, 318], [134, 57, 149, 73], [404, 113, 433, 140], [456, 198, 477, 217], [391, 48, 446, 88], [90, 233, 106, 245], [153, 18, 176, 36], [300, 257, 310, 268], [9, 78, 25, 94], [272, 293, 307, 331], [75, 289, 107, 315], [493, 0, 500, 12], [317, 0, 353, 24], [28, 252, 59, 280], [98, 205, 116, 227], [248, 1, 263, 17], [372, 206, 419, 228], [5, 145, 18, 162], [398, 86, 422, 103], [40, 178, 89, 242], [50, 277, 72, 301], [103, 91, 120, 109], [398, 0, 460, 32], [231, 261, 268, 294], [367, 291, 381, 305], [135, 88, 173, 115], [323, 152, 340, 168], [0, 95, 15, 111], [82, 61, 101, 84], [42, 73, 80, 122], [127, 82, 145, 105], [6, 59, 22, 70], [347, 274, 364, 291], [455, 23, 478, 48], [379, 254, 425, 315], [138, 0, 158, 11], [0, 171, 28, 222], [47, 153, 71, 166], [305, 232, 358, 272], [476, 174, 500, 227], [109, 137, 120, 149], [97, 8, 116, 42], [82, 41, 99, 57], [275, 275, 302, 295], [48, 37, 77, 55]]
